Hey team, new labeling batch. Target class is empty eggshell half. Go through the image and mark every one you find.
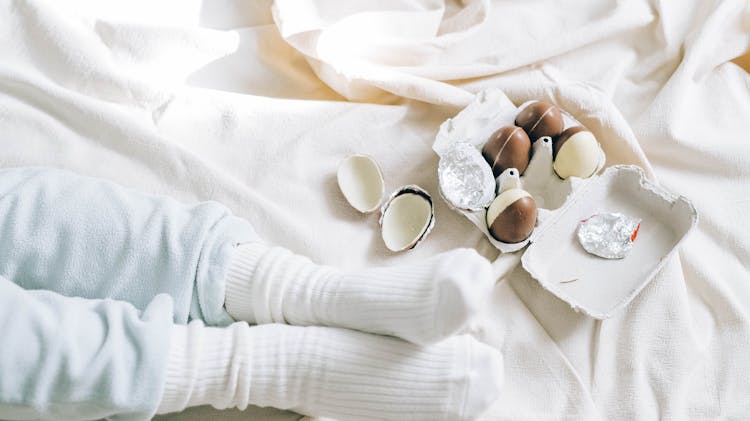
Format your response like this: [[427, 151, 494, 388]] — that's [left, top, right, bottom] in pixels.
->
[[379, 185, 435, 252], [337, 155, 385, 213]]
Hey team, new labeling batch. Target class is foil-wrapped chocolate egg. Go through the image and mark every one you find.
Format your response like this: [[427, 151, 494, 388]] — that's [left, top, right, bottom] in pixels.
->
[[515, 101, 564, 141], [481, 125, 532, 177], [553, 126, 602, 179], [486, 188, 537, 243]]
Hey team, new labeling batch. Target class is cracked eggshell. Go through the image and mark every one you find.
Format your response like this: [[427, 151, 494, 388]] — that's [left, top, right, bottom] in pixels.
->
[[337, 155, 385, 213], [379, 185, 435, 252]]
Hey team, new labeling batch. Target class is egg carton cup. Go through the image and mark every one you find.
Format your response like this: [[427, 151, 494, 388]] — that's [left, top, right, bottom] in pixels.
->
[[435, 88, 604, 253], [434, 88, 698, 318]]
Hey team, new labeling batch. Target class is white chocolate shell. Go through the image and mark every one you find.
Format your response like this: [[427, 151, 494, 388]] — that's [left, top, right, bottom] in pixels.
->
[[553, 130, 604, 179], [337, 154, 385, 213], [379, 185, 435, 252]]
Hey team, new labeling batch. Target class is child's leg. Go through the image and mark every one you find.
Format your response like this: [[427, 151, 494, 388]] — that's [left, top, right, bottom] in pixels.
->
[[0, 167, 256, 325], [0, 275, 174, 420], [0, 275, 502, 421], [224, 244, 496, 345], [160, 321, 503, 421], [0, 167, 495, 344], [0, 167, 503, 419]]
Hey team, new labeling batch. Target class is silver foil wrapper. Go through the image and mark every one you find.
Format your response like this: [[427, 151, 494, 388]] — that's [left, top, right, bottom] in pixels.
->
[[438, 142, 496, 211], [577, 212, 641, 259]]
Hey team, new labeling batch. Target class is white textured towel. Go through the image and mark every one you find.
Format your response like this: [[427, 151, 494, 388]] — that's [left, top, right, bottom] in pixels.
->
[[1, 0, 749, 420]]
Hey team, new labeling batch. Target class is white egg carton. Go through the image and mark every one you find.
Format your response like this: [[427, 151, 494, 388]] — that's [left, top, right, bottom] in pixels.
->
[[434, 89, 698, 318]]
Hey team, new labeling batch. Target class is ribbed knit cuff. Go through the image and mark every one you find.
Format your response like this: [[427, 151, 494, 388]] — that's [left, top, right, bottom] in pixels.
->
[[158, 322, 245, 414], [157, 321, 504, 420], [224, 242, 268, 324]]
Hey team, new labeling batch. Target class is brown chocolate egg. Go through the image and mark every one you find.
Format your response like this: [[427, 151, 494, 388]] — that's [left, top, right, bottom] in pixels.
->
[[481, 125, 532, 177], [552, 126, 602, 179], [515, 101, 564, 141], [486, 188, 537, 243]]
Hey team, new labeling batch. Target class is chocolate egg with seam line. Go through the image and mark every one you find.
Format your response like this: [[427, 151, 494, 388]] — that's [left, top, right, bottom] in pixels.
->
[[515, 101, 564, 141], [486, 188, 537, 243], [481, 125, 532, 177]]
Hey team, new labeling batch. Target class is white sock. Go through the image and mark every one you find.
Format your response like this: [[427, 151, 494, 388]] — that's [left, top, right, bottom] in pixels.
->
[[224, 244, 494, 345], [158, 321, 503, 420]]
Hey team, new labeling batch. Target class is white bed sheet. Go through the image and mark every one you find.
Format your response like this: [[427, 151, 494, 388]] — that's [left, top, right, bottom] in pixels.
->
[[1, 0, 749, 419]]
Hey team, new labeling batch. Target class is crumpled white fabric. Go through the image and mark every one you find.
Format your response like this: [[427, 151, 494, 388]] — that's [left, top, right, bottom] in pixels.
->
[[1, 0, 749, 420]]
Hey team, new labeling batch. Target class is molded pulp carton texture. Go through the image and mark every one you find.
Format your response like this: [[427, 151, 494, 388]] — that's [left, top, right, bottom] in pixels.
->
[[433, 89, 697, 319]]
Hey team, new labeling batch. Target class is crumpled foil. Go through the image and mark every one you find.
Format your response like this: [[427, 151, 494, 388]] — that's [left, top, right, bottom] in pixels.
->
[[438, 142, 496, 211], [577, 212, 641, 259]]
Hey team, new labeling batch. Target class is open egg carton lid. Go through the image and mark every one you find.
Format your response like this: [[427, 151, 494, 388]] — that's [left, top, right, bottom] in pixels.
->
[[434, 89, 698, 319]]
